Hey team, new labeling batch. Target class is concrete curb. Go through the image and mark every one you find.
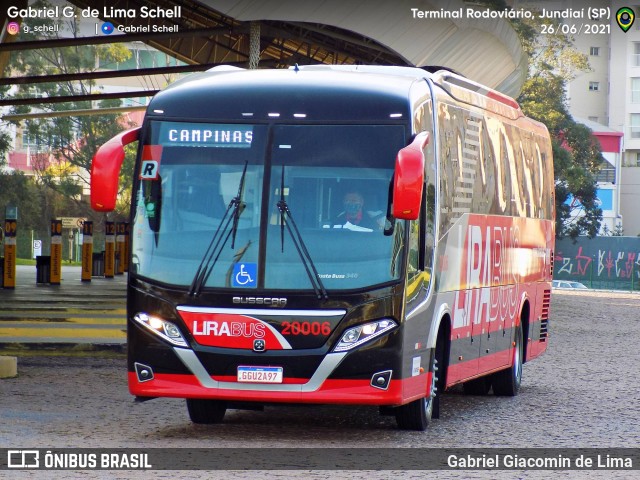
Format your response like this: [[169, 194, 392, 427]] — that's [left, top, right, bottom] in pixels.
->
[[0, 343, 126, 356], [0, 356, 18, 378]]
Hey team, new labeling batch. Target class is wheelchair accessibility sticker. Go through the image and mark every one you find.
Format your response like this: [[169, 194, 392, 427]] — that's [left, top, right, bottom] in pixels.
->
[[232, 263, 257, 288]]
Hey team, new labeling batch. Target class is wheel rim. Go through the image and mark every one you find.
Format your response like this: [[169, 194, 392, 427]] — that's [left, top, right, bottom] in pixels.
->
[[514, 331, 522, 385], [424, 357, 438, 416]]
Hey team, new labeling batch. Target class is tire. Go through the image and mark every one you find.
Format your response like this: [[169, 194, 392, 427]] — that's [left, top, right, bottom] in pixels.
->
[[395, 334, 445, 431], [463, 376, 492, 395], [395, 357, 438, 431], [186, 399, 227, 424], [491, 325, 523, 396]]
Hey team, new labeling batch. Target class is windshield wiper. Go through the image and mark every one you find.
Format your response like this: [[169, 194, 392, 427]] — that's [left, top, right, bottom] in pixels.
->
[[277, 165, 328, 300], [189, 161, 248, 297]]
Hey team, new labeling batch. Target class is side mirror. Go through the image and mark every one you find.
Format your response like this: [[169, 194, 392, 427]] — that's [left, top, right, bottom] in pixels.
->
[[90, 127, 141, 212], [392, 132, 428, 220]]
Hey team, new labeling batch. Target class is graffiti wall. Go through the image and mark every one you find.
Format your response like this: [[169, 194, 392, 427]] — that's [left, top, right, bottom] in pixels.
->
[[554, 236, 640, 290]]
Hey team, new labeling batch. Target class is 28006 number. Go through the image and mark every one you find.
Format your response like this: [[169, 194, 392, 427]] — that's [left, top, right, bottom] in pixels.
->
[[281, 321, 331, 336]]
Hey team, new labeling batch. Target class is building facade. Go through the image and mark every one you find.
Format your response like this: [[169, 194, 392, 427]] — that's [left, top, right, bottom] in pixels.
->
[[513, 0, 639, 234], [609, 1, 640, 235]]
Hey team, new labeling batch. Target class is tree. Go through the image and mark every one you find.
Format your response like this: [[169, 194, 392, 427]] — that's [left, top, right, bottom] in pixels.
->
[[0, 172, 47, 258], [0, 170, 103, 258], [602, 223, 624, 236], [0, 172, 43, 228], [7, 0, 134, 214], [0, 85, 14, 166]]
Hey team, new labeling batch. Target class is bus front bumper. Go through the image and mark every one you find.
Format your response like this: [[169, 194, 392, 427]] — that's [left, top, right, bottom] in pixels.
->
[[129, 345, 430, 406]]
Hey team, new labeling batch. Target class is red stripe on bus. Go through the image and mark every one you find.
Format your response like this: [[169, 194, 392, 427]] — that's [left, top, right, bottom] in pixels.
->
[[129, 372, 431, 406], [447, 349, 514, 386]]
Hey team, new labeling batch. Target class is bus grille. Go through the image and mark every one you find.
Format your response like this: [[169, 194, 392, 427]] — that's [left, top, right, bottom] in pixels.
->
[[550, 251, 554, 277], [540, 289, 551, 342]]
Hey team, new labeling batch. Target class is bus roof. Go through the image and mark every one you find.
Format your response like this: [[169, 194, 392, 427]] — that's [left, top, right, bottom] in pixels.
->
[[145, 65, 534, 128], [146, 66, 428, 123]]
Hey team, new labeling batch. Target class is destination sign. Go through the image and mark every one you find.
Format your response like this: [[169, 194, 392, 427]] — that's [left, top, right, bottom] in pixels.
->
[[158, 122, 253, 148]]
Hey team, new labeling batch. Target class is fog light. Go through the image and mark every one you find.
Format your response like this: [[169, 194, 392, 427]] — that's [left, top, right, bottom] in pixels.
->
[[134, 362, 154, 383], [370, 370, 392, 390]]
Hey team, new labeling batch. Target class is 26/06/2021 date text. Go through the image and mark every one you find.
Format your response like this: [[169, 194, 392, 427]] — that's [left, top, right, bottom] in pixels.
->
[[540, 23, 610, 35]]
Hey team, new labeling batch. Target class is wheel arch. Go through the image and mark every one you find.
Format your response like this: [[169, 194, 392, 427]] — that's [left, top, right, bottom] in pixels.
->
[[427, 303, 452, 390], [435, 313, 451, 390], [520, 298, 531, 364]]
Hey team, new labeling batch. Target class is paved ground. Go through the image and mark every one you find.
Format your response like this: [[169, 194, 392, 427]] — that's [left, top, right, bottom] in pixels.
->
[[2, 288, 640, 480], [0, 265, 126, 349]]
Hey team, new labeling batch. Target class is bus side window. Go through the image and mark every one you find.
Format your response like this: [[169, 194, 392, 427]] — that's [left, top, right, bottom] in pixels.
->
[[421, 101, 437, 276], [408, 220, 420, 278]]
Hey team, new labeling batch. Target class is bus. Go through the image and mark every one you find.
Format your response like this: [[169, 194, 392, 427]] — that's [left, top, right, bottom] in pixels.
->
[[91, 65, 554, 431]]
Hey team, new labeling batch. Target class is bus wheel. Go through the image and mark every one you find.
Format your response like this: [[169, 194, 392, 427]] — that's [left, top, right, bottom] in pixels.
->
[[186, 399, 227, 424], [395, 357, 438, 431], [491, 326, 523, 396]]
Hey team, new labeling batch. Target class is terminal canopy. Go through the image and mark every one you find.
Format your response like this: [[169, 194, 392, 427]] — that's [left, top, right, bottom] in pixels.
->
[[200, 0, 527, 96], [1, 0, 526, 98]]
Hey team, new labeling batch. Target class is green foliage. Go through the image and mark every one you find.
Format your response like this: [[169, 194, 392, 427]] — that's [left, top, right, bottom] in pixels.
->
[[518, 75, 571, 133], [0, 171, 107, 258], [477, 0, 590, 80], [0, 172, 46, 233], [0, 86, 13, 165], [562, 122, 606, 175], [7, 0, 133, 207], [116, 142, 138, 214], [602, 223, 625, 236]]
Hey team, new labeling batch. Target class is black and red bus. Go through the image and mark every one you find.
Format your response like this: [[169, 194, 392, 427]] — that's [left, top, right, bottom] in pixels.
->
[[91, 65, 554, 430]]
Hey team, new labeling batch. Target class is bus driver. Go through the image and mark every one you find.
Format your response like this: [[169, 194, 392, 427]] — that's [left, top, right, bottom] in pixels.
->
[[335, 191, 385, 231]]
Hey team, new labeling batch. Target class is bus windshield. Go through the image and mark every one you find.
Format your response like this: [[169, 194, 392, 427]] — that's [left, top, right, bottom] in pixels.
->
[[131, 121, 407, 292]]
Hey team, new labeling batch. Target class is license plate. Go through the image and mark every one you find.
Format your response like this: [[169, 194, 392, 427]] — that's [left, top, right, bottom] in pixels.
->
[[237, 366, 283, 384]]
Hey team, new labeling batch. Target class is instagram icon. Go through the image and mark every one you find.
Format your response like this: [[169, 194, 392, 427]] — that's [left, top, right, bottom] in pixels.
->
[[7, 22, 20, 35]]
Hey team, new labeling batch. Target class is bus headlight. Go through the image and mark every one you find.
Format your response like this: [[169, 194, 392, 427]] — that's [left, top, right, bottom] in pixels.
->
[[133, 312, 189, 348], [333, 319, 397, 352]]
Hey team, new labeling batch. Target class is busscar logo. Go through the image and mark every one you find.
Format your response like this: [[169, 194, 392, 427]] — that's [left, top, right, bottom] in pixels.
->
[[8, 450, 40, 469], [232, 296, 287, 307]]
